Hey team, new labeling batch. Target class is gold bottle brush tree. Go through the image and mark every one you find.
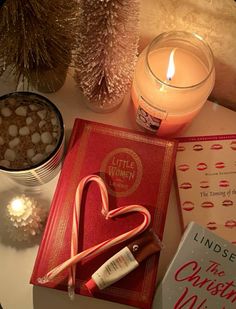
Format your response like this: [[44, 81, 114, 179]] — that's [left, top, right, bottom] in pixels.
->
[[0, 0, 78, 93]]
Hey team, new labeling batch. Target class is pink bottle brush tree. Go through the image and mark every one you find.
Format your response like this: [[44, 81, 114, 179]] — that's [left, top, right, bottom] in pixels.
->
[[75, 0, 140, 112]]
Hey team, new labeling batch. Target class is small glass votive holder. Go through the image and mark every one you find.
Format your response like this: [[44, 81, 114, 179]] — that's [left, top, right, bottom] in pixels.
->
[[131, 31, 215, 137], [0, 91, 65, 186]]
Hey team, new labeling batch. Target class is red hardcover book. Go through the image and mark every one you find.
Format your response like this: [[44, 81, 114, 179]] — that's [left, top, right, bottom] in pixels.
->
[[30, 119, 177, 309]]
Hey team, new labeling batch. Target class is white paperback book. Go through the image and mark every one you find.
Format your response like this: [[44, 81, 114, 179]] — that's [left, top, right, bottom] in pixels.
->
[[155, 222, 236, 309], [175, 134, 236, 244]]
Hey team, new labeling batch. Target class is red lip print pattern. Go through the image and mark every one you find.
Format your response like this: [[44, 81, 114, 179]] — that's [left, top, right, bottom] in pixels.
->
[[193, 144, 203, 151], [201, 201, 214, 208], [222, 200, 233, 207], [215, 161, 225, 169], [200, 181, 209, 189], [179, 182, 192, 189], [197, 162, 207, 171], [230, 141, 236, 150], [177, 145, 185, 152], [219, 180, 229, 187], [177, 164, 190, 172], [182, 201, 194, 211], [206, 222, 217, 230], [211, 144, 223, 150], [225, 220, 236, 228]]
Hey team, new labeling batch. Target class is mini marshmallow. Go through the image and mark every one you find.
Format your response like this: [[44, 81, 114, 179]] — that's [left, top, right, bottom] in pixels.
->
[[41, 132, 52, 144], [37, 110, 47, 120], [31, 132, 41, 144], [9, 137, 20, 148], [8, 124, 18, 137], [4, 149, 16, 161], [39, 120, 46, 128], [26, 117, 33, 125], [52, 132, 58, 138], [31, 153, 44, 164], [45, 144, 55, 154], [15, 106, 27, 116], [1, 107, 12, 117], [19, 126, 30, 136], [0, 159, 10, 167], [51, 118, 57, 126], [27, 148, 35, 159]]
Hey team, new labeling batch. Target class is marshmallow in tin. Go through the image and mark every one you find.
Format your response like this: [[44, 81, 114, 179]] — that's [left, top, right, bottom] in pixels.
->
[[0, 92, 62, 170]]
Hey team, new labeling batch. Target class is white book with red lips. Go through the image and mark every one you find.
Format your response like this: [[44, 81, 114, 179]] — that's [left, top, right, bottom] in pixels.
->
[[175, 134, 236, 245], [155, 221, 236, 309]]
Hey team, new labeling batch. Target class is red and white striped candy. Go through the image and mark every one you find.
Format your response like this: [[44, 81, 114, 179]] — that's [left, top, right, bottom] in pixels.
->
[[38, 175, 151, 298]]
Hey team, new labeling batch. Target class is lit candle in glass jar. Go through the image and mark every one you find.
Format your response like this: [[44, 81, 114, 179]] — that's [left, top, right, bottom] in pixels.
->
[[131, 31, 215, 136]]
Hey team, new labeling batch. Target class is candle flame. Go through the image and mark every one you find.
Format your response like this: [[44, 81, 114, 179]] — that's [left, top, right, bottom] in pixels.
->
[[166, 48, 177, 81]]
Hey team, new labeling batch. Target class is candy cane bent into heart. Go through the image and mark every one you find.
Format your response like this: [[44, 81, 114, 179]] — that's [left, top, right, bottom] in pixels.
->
[[69, 174, 109, 296], [38, 175, 152, 299]]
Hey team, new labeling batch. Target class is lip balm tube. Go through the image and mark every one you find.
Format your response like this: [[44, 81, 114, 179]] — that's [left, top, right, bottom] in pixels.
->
[[85, 229, 162, 294]]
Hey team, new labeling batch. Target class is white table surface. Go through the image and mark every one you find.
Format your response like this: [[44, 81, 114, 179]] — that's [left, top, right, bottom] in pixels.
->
[[0, 71, 235, 309]]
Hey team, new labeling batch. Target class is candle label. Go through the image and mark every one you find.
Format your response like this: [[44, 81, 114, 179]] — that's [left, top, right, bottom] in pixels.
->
[[136, 97, 167, 132]]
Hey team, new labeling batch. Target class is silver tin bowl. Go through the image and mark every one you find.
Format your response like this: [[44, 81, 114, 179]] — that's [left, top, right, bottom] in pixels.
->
[[0, 92, 65, 186]]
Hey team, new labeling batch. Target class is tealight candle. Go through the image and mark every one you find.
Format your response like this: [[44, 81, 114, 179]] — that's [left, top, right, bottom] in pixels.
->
[[8, 196, 33, 219], [6, 194, 47, 241], [131, 31, 215, 136]]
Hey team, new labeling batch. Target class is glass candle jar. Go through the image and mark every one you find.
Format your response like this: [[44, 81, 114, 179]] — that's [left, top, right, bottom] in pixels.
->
[[131, 31, 215, 137]]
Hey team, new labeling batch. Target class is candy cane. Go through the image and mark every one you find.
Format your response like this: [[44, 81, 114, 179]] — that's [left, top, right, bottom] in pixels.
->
[[38, 175, 151, 299], [68, 175, 109, 295]]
